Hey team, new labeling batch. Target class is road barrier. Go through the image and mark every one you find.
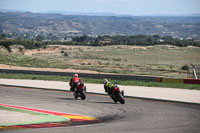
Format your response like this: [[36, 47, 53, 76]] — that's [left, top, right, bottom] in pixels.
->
[[0, 69, 199, 84], [183, 78, 200, 84], [162, 78, 184, 84], [0, 69, 156, 82], [156, 77, 200, 85]]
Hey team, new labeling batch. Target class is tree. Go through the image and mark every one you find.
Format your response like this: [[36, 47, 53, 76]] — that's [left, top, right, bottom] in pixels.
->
[[36, 35, 44, 41], [0, 33, 7, 40]]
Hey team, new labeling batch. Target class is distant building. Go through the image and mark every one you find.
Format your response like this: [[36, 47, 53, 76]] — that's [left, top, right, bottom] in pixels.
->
[[100, 40, 112, 44], [158, 39, 165, 42], [65, 38, 72, 41], [186, 37, 192, 40]]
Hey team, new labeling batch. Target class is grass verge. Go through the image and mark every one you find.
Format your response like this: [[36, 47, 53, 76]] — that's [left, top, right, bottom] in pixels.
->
[[0, 73, 199, 90]]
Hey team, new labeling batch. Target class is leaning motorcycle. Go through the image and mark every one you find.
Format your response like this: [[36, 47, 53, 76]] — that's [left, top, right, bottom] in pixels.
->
[[73, 81, 86, 100], [109, 85, 125, 104]]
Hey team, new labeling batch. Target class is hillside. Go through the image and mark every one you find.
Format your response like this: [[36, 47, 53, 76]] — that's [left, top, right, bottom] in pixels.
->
[[0, 12, 200, 39]]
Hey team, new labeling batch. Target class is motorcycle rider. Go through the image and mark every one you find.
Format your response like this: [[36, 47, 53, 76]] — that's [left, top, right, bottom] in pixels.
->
[[69, 73, 82, 91], [104, 79, 115, 95]]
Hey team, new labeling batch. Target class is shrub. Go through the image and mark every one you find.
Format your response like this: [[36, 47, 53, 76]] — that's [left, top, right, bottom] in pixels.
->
[[113, 58, 121, 61], [181, 65, 189, 71], [64, 52, 68, 57]]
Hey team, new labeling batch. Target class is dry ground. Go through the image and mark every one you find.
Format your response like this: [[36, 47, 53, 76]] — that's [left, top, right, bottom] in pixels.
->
[[0, 45, 200, 78]]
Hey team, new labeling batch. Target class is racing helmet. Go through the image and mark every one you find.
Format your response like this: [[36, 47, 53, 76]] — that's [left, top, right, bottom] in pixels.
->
[[73, 73, 78, 77], [104, 79, 108, 84]]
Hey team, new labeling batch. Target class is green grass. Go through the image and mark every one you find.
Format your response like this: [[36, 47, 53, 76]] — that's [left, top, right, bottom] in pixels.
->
[[0, 73, 199, 90], [0, 45, 200, 78], [0, 52, 71, 69]]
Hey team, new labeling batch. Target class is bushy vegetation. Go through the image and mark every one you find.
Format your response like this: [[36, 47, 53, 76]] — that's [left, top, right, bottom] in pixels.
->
[[181, 65, 189, 71], [71, 35, 200, 47], [0, 39, 48, 50], [1, 35, 200, 51]]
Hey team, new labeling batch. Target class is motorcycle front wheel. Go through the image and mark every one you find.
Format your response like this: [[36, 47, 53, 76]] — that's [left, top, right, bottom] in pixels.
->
[[73, 91, 78, 99], [80, 91, 86, 100], [118, 93, 125, 104]]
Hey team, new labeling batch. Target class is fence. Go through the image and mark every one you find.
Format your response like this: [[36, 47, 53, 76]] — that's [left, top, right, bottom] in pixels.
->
[[187, 65, 200, 79]]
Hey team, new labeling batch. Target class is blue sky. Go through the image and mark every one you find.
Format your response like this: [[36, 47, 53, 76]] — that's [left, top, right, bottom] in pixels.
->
[[0, 0, 200, 15]]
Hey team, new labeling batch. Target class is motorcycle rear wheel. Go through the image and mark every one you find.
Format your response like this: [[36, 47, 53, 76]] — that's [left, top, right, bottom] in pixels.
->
[[110, 95, 118, 103]]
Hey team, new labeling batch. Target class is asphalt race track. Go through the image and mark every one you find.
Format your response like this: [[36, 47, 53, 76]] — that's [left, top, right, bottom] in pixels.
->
[[1, 86, 200, 133]]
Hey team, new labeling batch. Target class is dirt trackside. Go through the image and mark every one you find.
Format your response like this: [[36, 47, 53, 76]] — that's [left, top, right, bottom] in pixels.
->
[[0, 64, 100, 74]]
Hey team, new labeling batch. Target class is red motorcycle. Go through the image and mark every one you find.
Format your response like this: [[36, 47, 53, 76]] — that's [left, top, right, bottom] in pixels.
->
[[73, 81, 86, 100], [109, 85, 125, 104]]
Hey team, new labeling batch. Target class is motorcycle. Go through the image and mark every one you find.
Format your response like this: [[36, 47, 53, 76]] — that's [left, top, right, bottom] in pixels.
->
[[73, 81, 86, 100], [109, 85, 125, 104]]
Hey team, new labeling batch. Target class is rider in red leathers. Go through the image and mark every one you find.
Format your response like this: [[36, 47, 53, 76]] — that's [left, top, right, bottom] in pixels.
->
[[69, 74, 81, 91]]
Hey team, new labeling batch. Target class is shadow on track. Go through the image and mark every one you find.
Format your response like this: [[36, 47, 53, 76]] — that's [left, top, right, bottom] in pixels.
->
[[92, 101, 116, 104], [58, 98, 76, 100]]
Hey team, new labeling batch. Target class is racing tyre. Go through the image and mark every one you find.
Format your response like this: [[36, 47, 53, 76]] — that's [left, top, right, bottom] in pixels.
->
[[81, 91, 86, 100], [111, 95, 117, 103], [118, 93, 125, 104], [73, 91, 78, 99]]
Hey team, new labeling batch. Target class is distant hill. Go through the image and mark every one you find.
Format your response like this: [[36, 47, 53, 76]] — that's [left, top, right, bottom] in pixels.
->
[[42, 11, 119, 16], [0, 11, 200, 39]]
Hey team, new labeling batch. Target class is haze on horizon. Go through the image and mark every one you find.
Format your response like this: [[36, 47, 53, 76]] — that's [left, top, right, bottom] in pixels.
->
[[0, 0, 200, 16]]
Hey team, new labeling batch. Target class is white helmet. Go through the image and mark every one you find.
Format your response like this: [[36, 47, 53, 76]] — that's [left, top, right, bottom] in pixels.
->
[[104, 79, 108, 84], [73, 73, 78, 77]]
